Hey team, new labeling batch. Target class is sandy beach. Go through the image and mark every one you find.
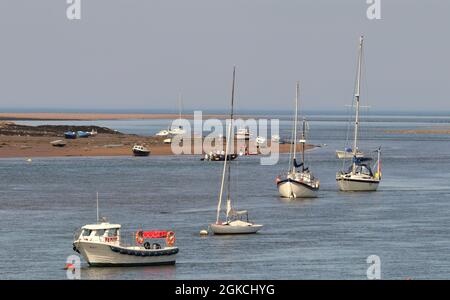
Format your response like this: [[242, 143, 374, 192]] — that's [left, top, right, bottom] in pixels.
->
[[0, 134, 308, 158], [0, 121, 309, 158]]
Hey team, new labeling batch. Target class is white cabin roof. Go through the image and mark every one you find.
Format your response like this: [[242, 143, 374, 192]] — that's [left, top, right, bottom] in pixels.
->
[[82, 222, 121, 230]]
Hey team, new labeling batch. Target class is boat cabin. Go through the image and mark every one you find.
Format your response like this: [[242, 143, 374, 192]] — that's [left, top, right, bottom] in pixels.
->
[[78, 222, 121, 245], [227, 210, 249, 223], [348, 164, 374, 176]]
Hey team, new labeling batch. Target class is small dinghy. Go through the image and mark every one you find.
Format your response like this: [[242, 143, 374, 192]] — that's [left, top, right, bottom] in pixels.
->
[[50, 140, 67, 147], [73, 221, 178, 267], [77, 131, 90, 138], [132, 144, 150, 156], [64, 131, 77, 139]]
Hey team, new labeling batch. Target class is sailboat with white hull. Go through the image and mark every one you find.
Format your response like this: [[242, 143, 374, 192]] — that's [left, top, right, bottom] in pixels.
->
[[210, 67, 263, 235], [277, 82, 320, 198], [336, 36, 382, 192]]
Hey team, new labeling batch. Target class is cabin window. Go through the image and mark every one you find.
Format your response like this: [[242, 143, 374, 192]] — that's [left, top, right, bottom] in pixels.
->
[[106, 229, 118, 237], [81, 229, 92, 237], [95, 229, 105, 236]]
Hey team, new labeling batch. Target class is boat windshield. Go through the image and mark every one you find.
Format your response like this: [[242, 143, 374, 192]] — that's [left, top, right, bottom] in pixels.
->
[[348, 164, 373, 176], [81, 229, 92, 237], [106, 229, 118, 237]]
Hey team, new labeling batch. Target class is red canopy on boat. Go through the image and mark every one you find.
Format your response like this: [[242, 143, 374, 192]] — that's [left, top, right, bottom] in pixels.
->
[[142, 231, 168, 239]]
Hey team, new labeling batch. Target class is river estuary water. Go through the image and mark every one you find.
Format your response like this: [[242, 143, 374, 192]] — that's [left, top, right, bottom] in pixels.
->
[[1, 113, 449, 279]]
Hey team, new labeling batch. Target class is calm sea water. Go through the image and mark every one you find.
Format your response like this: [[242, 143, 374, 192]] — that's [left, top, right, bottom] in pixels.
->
[[1, 114, 450, 279]]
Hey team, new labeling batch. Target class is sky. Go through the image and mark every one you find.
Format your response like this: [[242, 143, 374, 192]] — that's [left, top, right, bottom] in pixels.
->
[[0, 0, 449, 112]]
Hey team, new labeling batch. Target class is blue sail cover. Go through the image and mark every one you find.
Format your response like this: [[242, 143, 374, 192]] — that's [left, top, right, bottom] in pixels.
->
[[352, 156, 372, 164], [345, 147, 352, 153]]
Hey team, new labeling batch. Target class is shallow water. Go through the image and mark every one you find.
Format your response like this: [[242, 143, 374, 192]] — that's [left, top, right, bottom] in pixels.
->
[[1, 115, 450, 279]]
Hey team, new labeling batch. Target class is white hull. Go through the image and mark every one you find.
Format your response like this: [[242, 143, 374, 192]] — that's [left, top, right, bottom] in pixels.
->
[[278, 181, 318, 198], [210, 223, 263, 235], [74, 240, 177, 267], [336, 150, 364, 159], [336, 178, 379, 191]]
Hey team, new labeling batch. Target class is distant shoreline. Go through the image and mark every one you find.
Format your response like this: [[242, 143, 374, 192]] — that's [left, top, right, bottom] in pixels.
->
[[0, 112, 227, 121]]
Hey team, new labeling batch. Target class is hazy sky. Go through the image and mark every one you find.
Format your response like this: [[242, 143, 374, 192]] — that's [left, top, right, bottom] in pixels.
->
[[0, 0, 449, 112]]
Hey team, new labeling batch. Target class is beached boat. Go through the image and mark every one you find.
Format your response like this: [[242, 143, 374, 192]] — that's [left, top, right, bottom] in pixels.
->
[[64, 131, 77, 139], [77, 131, 90, 138], [255, 136, 266, 145], [169, 93, 186, 135], [72, 221, 178, 267], [271, 135, 280, 143], [50, 140, 67, 147], [336, 36, 382, 192], [276, 82, 320, 198], [156, 129, 170, 137], [201, 151, 238, 161], [88, 129, 98, 136], [209, 67, 263, 235], [236, 128, 250, 140], [132, 144, 150, 156]]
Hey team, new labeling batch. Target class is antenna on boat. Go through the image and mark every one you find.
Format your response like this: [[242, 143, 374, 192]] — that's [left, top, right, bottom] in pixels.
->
[[96, 192, 99, 223]]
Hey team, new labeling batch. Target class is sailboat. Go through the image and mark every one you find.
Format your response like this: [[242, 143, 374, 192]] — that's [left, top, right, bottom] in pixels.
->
[[155, 93, 185, 138], [336, 36, 382, 192], [169, 93, 185, 135], [210, 67, 263, 235], [276, 82, 320, 198]]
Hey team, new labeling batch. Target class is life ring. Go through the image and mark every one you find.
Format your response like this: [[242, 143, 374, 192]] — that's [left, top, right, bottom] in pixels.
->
[[166, 231, 176, 246], [135, 230, 144, 245]]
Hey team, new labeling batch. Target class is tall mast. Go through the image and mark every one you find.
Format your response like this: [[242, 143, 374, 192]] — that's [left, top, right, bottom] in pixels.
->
[[291, 82, 299, 172], [216, 66, 236, 224], [353, 36, 363, 172], [178, 93, 182, 121], [301, 119, 306, 171]]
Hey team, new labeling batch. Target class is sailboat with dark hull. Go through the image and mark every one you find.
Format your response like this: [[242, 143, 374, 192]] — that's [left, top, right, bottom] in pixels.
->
[[209, 67, 263, 235], [277, 82, 319, 198], [336, 36, 382, 192]]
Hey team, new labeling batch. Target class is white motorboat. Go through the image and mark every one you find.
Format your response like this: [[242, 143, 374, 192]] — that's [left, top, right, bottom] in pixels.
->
[[72, 221, 178, 267], [169, 127, 185, 135], [236, 128, 250, 140], [132, 144, 150, 156], [156, 129, 170, 137], [336, 36, 382, 192], [255, 136, 266, 145], [210, 67, 263, 235], [277, 82, 320, 198], [336, 148, 364, 159]]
